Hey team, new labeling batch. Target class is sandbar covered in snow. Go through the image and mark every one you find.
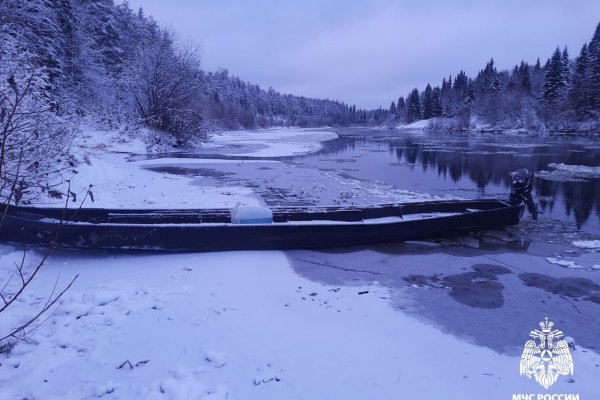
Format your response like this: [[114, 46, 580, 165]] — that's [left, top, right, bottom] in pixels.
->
[[209, 128, 338, 157]]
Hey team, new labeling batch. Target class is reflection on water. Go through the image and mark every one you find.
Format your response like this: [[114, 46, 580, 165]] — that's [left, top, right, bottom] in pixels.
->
[[296, 130, 600, 234]]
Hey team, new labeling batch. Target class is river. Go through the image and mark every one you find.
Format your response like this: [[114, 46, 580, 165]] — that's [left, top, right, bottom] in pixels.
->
[[140, 128, 600, 355]]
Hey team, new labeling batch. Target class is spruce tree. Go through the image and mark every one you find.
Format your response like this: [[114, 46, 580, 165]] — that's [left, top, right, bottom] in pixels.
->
[[588, 22, 600, 109], [543, 47, 567, 101], [397, 96, 405, 109], [561, 47, 571, 85], [396, 96, 405, 120], [431, 87, 442, 117], [570, 43, 591, 118], [519, 61, 531, 93], [422, 84, 433, 119], [406, 88, 422, 122], [441, 76, 452, 116]]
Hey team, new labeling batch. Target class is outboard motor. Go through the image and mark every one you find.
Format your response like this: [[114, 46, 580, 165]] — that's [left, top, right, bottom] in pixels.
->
[[509, 168, 539, 220]]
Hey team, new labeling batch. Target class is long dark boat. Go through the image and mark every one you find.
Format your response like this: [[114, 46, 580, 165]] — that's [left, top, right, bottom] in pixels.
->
[[0, 169, 538, 252]]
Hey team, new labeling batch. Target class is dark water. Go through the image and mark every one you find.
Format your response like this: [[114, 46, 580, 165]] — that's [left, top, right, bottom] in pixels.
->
[[291, 130, 600, 235]]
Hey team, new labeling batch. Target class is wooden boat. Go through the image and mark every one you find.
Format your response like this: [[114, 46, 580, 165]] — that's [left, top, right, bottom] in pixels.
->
[[0, 199, 525, 251]]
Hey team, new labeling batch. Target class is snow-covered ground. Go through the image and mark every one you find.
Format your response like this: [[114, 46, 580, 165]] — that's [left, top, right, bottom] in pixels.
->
[[395, 119, 430, 130], [3, 247, 600, 400], [2, 127, 600, 399], [41, 128, 263, 209]]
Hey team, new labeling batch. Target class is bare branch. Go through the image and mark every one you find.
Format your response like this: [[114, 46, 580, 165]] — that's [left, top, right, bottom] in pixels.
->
[[0, 274, 79, 343]]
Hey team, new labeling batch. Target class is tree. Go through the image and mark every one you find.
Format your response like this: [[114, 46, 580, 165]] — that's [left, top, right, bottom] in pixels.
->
[[569, 43, 592, 119], [531, 57, 545, 96], [452, 71, 471, 115], [440, 76, 452, 116], [543, 47, 568, 102], [0, 64, 79, 352], [406, 88, 421, 122], [588, 22, 600, 109], [128, 29, 205, 143], [395, 96, 405, 120], [519, 62, 532, 93], [561, 47, 571, 84], [431, 86, 442, 117], [422, 84, 433, 119], [0, 59, 75, 203]]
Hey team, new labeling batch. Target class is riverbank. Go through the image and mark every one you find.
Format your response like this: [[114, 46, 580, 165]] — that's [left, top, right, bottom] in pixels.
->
[[393, 117, 600, 136]]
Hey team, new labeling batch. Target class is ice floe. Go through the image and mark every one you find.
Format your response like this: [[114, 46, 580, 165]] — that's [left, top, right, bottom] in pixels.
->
[[537, 163, 600, 182], [572, 240, 600, 251], [546, 256, 582, 269]]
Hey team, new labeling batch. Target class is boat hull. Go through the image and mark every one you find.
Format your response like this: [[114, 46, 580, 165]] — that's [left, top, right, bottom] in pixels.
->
[[0, 200, 525, 251]]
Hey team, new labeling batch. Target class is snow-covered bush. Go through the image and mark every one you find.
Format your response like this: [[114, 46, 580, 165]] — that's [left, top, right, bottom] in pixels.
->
[[0, 64, 76, 204], [126, 29, 207, 145]]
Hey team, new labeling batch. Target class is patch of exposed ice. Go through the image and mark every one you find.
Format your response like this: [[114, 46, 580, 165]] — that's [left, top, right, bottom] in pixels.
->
[[135, 158, 279, 167]]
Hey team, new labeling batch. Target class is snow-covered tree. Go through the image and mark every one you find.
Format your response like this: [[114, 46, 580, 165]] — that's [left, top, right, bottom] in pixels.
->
[[127, 29, 205, 143], [569, 43, 592, 119], [543, 47, 568, 102], [422, 84, 433, 119], [406, 89, 421, 122]]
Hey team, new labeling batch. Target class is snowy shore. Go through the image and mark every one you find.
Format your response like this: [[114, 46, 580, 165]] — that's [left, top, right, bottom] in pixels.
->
[[1, 128, 600, 399]]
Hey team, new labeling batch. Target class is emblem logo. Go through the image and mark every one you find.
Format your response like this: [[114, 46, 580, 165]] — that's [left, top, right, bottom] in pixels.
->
[[519, 318, 573, 389]]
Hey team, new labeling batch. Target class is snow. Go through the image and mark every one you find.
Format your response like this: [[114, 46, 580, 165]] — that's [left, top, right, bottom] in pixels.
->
[[572, 240, 600, 251], [35, 214, 462, 228], [395, 119, 430, 130], [75, 126, 150, 154], [3, 249, 599, 399], [210, 128, 338, 157], [546, 256, 582, 269], [56, 127, 436, 211], [41, 131, 264, 209]]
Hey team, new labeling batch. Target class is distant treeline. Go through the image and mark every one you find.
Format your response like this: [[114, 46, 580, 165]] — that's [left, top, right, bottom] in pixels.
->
[[0, 0, 387, 144], [390, 22, 600, 132], [4, 1, 598, 139]]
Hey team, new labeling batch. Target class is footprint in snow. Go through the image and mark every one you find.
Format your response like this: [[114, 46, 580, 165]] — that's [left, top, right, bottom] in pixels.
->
[[253, 372, 281, 385], [204, 350, 227, 368]]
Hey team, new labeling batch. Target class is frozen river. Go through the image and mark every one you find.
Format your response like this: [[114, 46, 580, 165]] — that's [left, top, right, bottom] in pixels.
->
[[141, 128, 600, 353], [142, 128, 600, 234]]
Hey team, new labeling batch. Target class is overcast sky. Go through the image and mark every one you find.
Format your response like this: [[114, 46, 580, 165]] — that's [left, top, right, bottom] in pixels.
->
[[124, 0, 600, 109]]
